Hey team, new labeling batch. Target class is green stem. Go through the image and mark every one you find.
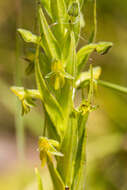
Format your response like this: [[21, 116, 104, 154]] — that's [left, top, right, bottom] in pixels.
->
[[81, 88, 85, 99], [93, 0, 97, 42], [88, 64, 93, 103], [89, 0, 97, 43], [15, 0, 25, 160], [98, 80, 127, 94], [43, 106, 47, 136]]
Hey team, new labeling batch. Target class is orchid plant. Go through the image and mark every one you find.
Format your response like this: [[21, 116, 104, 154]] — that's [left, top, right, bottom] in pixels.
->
[[11, 0, 127, 189]]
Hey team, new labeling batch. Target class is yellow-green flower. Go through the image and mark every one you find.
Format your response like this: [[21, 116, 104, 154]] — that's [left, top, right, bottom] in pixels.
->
[[38, 137, 63, 167], [45, 59, 74, 90], [79, 100, 98, 115], [10, 87, 37, 115]]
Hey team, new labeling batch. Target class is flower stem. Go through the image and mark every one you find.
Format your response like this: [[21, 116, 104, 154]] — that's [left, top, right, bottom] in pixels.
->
[[15, 0, 25, 161]]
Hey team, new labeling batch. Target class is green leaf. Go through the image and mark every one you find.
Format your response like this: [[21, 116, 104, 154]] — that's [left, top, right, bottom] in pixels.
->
[[45, 111, 60, 141], [39, 51, 51, 76], [38, 7, 61, 59], [77, 42, 113, 72], [47, 157, 65, 190], [97, 80, 127, 94], [62, 32, 71, 61], [95, 42, 113, 54], [72, 109, 88, 187], [35, 168, 43, 190], [73, 15, 81, 44], [35, 47, 64, 138], [18, 29, 40, 44], [76, 66, 102, 88], [77, 112, 88, 142], [72, 126, 87, 190], [65, 31, 76, 77], [57, 112, 78, 187], [40, 0, 52, 18], [50, 0, 66, 42], [58, 31, 76, 129]]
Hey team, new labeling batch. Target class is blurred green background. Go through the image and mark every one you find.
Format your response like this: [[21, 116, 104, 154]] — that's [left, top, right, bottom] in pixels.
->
[[0, 0, 127, 190]]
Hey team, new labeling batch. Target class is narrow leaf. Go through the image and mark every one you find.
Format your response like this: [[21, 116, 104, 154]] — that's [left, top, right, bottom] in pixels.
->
[[39, 51, 51, 76], [97, 80, 127, 94], [39, 7, 61, 59], [35, 168, 43, 190], [57, 112, 78, 187], [72, 127, 87, 190], [72, 111, 88, 190], [58, 31, 76, 129], [50, 0, 66, 42], [78, 112, 88, 142], [65, 31, 76, 77], [40, 0, 52, 18], [35, 47, 64, 137], [47, 158, 65, 190], [45, 111, 60, 141]]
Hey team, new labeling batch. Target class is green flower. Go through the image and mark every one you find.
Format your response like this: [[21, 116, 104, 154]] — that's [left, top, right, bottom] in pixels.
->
[[45, 59, 74, 90], [38, 137, 63, 167], [79, 100, 98, 115], [21, 98, 36, 115], [10, 87, 40, 115]]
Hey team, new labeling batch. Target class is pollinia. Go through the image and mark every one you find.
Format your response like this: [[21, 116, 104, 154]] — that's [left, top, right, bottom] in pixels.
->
[[11, 0, 127, 189]]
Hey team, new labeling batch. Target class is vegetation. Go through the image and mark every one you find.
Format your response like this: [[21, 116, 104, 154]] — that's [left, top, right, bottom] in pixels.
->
[[10, 0, 127, 190]]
